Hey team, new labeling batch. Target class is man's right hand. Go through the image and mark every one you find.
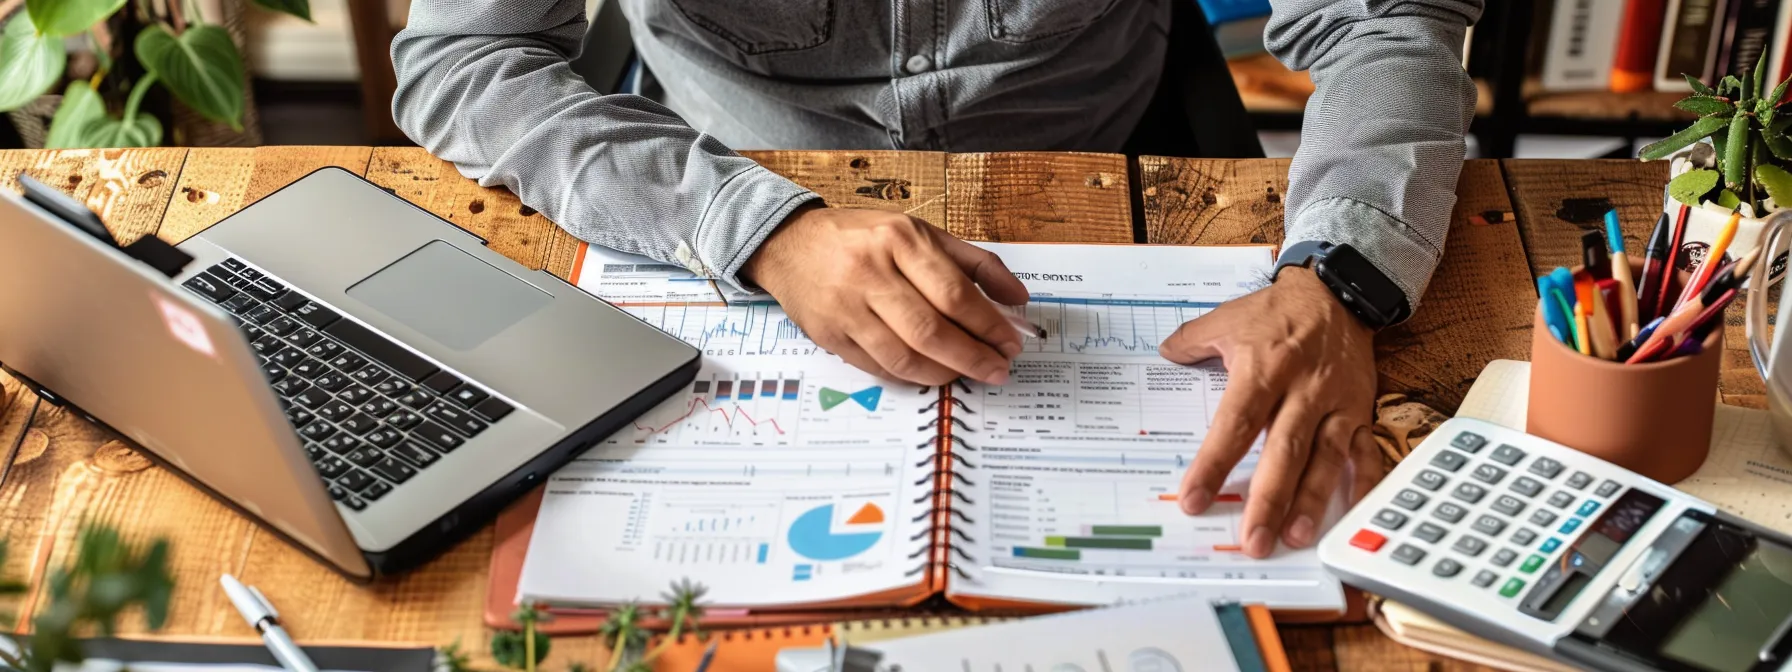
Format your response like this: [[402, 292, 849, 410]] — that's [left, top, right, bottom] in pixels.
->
[[741, 204, 1029, 386]]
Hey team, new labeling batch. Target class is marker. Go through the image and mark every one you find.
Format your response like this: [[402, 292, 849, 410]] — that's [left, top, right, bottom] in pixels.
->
[[1546, 268, 1580, 349], [1538, 278, 1571, 345], [1627, 264, 1748, 363], [1636, 211, 1673, 322], [1605, 211, 1639, 338], [1581, 229, 1612, 281]]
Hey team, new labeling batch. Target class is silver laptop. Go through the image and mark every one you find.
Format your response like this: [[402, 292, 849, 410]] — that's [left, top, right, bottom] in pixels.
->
[[0, 168, 699, 579]]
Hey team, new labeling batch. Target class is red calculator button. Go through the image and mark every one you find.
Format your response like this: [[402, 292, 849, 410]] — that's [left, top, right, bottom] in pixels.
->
[[1349, 529, 1387, 552]]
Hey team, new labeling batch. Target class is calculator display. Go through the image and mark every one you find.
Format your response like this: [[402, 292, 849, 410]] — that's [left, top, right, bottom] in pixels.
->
[[1658, 540, 1792, 672], [1521, 489, 1665, 621]]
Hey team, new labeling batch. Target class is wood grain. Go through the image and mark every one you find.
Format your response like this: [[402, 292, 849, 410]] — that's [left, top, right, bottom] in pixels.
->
[[365, 148, 557, 272], [0, 148, 189, 245], [1140, 158, 1534, 412], [945, 152, 1133, 243], [158, 147, 376, 244], [744, 150, 949, 225]]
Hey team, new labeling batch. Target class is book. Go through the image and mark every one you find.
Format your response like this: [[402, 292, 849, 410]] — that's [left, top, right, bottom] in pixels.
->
[[1542, 0, 1627, 90], [1613, 0, 1669, 92], [1657, 0, 1730, 91], [1194, 0, 1271, 25], [498, 242, 1351, 626], [1716, 0, 1784, 79], [1766, 0, 1792, 88]]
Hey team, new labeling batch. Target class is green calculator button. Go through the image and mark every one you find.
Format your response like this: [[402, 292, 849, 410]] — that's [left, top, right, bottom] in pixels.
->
[[1520, 554, 1545, 574], [1500, 577, 1526, 598]]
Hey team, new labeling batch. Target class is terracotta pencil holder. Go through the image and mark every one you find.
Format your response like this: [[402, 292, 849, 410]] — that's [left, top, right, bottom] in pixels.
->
[[1526, 261, 1722, 484]]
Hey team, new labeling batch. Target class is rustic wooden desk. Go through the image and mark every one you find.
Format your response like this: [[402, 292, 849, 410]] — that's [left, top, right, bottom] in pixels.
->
[[0, 148, 1714, 671]]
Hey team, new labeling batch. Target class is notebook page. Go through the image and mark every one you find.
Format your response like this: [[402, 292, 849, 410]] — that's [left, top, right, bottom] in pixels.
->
[[1453, 359, 1529, 429], [947, 243, 1345, 611]]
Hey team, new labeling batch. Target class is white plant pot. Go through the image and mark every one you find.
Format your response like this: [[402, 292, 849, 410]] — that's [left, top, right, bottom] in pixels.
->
[[1664, 146, 1788, 282]]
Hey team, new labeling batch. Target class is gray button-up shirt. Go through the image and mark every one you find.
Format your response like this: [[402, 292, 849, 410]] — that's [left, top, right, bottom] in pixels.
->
[[391, 0, 1482, 308]]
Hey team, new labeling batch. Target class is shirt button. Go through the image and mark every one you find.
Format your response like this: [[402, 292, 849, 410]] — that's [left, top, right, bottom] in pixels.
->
[[904, 54, 932, 74]]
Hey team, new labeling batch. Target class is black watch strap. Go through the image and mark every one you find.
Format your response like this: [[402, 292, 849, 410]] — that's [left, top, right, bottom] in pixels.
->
[[1274, 241, 1412, 330]]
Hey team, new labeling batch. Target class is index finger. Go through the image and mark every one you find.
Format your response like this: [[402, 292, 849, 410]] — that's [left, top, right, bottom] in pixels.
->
[[928, 227, 1030, 306], [1179, 366, 1280, 515], [892, 246, 1025, 359]]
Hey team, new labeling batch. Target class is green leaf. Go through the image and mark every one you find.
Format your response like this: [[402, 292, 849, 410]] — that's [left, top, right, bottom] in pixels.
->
[[1769, 132, 1792, 160], [1640, 114, 1732, 159], [44, 80, 105, 148], [490, 631, 550, 669], [1759, 164, 1792, 209], [0, 12, 66, 112], [1676, 95, 1736, 116], [249, 0, 311, 21], [1756, 49, 1771, 101], [1722, 75, 1745, 97], [1772, 75, 1791, 106], [135, 23, 244, 129], [26, 0, 124, 38], [1719, 189, 1743, 209], [1668, 168, 1722, 206], [1726, 110, 1750, 188], [1688, 74, 1716, 95]]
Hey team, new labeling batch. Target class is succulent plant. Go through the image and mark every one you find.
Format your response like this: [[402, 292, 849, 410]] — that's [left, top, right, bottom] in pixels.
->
[[1642, 50, 1792, 214]]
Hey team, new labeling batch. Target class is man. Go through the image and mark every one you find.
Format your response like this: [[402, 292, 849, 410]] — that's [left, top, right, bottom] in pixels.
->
[[391, 0, 1482, 558]]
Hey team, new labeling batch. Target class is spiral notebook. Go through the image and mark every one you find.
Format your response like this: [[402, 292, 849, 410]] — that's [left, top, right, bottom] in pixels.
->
[[492, 242, 1347, 628]]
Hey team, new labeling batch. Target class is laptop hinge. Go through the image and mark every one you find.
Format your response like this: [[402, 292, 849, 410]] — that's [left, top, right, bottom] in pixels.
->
[[17, 173, 193, 278]]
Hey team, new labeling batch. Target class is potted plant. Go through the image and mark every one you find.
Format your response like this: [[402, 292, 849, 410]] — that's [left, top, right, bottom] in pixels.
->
[[1641, 51, 1792, 280], [0, 0, 310, 148]]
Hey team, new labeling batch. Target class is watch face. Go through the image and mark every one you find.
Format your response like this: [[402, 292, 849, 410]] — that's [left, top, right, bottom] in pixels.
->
[[1316, 245, 1407, 325]]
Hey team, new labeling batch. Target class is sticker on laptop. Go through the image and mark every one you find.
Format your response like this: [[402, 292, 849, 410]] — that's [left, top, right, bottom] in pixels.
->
[[153, 292, 216, 358]]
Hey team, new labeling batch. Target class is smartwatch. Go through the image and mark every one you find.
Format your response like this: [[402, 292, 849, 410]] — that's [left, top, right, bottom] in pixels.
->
[[1273, 241, 1412, 330]]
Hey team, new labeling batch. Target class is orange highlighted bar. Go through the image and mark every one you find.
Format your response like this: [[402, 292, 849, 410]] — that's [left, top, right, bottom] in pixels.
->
[[1215, 493, 1244, 503], [1156, 494, 1179, 501], [1213, 544, 1244, 552]]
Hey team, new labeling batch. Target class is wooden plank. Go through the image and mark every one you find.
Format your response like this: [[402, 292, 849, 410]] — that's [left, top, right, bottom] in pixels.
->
[[945, 152, 1132, 243], [158, 146, 375, 244], [1500, 160, 1770, 408], [0, 148, 188, 245], [1140, 158, 1533, 412], [364, 147, 557, 271]]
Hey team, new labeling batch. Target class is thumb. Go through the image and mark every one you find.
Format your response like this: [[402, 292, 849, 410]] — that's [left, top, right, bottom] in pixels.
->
[[930, 227, 1030, 305], [1159, 312, 1226, 364]]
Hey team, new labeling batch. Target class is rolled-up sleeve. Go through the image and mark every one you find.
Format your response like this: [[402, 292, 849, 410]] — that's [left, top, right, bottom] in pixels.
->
[[1266, 0, 1483, 308], [390, 0, 818, 288]]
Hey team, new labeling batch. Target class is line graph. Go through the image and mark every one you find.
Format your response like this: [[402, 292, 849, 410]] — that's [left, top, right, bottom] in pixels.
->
[[632, 397, 789, 437], [1008, 297, 1219, 355], [622, 303, 817, 356]]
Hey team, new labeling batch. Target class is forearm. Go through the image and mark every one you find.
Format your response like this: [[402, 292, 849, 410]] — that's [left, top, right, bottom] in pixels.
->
[[390, 0, 816, 287], [1266, 0, 1483, 309]]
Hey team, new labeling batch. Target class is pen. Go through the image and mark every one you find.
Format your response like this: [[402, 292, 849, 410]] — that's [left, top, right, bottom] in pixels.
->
[[1588, 280, 1618, 359], [1676, 206, 1741, 311], [1546, 268, 1581, 350], [991, 298, 1047, 340], [693, 641, 719, 672], [1626, 262, 1749, 364], [1636, 210, 1673, 322], [1581, 229, 1612, 281], [1671, 287, 1737, 348], [1538, 277, 1571, 345], [1615, 316, 1666, 361], [1574, 304, 1592, 355], [221, 574, 319, 672], [1605, 211, 1639, 338]]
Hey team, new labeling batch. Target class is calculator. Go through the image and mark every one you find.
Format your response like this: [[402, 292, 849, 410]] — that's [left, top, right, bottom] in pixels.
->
[[1319, 418, 1792, 672]]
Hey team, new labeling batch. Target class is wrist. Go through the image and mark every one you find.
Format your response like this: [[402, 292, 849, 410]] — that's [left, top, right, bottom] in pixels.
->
[[741, 201, 824, 287], [1275, 267, 1375, 337]]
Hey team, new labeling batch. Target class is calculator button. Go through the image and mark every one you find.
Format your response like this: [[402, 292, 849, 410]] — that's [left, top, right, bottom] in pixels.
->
[[1471, 464, 1507, 485], [1372, 509, 1409, 530], [1500, 578, 1527, 598], [1433, 558, 1463, 577], [1576, 500, 1601, 517], [1520, 555, 1545, 573], [1528, 510, 1558, 527], [1489, 444, 1526, 466], [1566, 471, 1594, 490], [1451, 483, 1487, 504], [1490, 495, 1525, 517], [1413, 522, 1448, 544], [1472, 570, 1498, 588], [1528, 457, 1565, 479], [1392, 489, 1429, 511], [1595, 480, 1622, 497], [1558, 519, 1583, 535], [1509, 476, 1544, 498], [1491, 548, 1518, 567], [1349, 529, 1387, 552], [1540, 538, 1562, 553], [1430, 450, 1468, 472], [1450, 432, 1487, 453], [1432, 502, 1468, 523], [1511, 529, 1537, 546], [1547, 491, 1575, 509], [1472, 515, 1507, 537], [1413, 469, 1448, 491], [1451, 535, 1487, 557], [1391, 544, 1427, 565]]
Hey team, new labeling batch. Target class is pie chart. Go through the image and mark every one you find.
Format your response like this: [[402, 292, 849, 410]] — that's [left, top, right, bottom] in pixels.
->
[[787, 502, 884, 561]]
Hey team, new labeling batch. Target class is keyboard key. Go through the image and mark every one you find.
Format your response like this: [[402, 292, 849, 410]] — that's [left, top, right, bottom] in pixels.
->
[[391, 441, 440, 469], [1529, 457, 1565, 479], [414, 421, 464, 452], [316, 400, 355, 423], [337, 413, 379, 434], [1511, 529, 1537, 546], [220, 258, 247, 273], [1510, 476, 1544, 497], [336, 469, 375, 492], [337, 384, 376, 406], [1499, 578, 1526, 598], [1472, 570, 1498, 588], [329, 352, 368, 373], [385, 410, 424, 430], [264, 316, 299, 336], [1432, 502, 1467, 523], [1491, 548, 1518, 567], [238, 267, 265, 283], [361, 398, 400, 419], [363, 426, 402, 448], [339, 494, 367, 512], [1566, 471, 1594, 490], [285, 407, 313, 428], [373, 378, 412, 397], [314, 373, 351, 392], [1451, 535, 1487, 557], [344, 448, 383, 468], [220, 294, 256, 315], [1489, 444, 1526, 466], [398, 390, 433, 409], [1540, 538, 1562, 553], [1547, 491, 1575, 509], [422, 370, 463, 395], [1452, 483, 1486, 504], [1391, 544, 1426, 565], [305, 444, 328, 461], [260, 363, 287, 383], [320, 435, 362, 455], [351, 366, 390, 386], [293, 301, 340, 328], [1471, 464, 1506, 485], [1490, 495, 1525, 517], [272, 291, 308, 311], [360, 480, 392, 502], [1521, 554, 1545, 574], [369, 457, 416, 484], [326, 484, 350, 502], [1595, 480, 1622, 497], [447, 384, 490, 408], [325, 319, 441, 382], [291, 388, 332, 409], [298, 421, 336, 441], [1559, 519, 1583, 535], [1430, 450, 1467, 472], [1413, 522, 1448, 544], [1577, 500, 1600, 517], [1472, 515, 1507, 537], [1433, 558, 1463, 577], [1529, 510, 1558, 527], [244, 303, 279, 325], [271, 348, 307, 368], [315, 456, 351, 479], [472, 397, 514, 422], [425, 402, 489, 437], [287, 327, 321, 348], [182, 274, 236, 302], [1450, 432, 1486, 453], [1392, 489, 1428, 511], [306, 341, 344, 360], [290, 359, 327, 380], [1413, 469, 1448, 491], [245, 277, 287, 301], [1372, 509, 1408, 530]]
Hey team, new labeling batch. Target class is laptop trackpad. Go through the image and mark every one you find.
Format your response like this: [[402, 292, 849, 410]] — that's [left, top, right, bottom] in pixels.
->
[[346, 240, 550, 350]]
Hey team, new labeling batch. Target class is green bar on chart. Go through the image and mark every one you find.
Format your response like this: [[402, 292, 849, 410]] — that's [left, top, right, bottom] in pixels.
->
[[1087, 525, 1163, 537], [1012, 546, 1081, 560]]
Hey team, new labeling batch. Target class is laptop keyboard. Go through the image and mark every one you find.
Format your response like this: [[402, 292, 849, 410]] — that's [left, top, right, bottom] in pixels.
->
[[181, 257, 515, 512]]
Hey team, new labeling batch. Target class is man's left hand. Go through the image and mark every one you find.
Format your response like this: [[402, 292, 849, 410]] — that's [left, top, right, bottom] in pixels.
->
[[1158, 267, 1384, 558]]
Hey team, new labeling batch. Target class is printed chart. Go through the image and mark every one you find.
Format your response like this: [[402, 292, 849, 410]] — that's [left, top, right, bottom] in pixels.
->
[[621, 303, 818, 356], [607, 367, 916, 447], [1009, 297, 1219, 356], [978, 357, 1226, 440]]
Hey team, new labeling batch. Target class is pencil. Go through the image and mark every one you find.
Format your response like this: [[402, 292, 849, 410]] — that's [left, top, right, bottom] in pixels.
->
[[1675, 206, 1741, 311], [1605, 211, 1639, 338]]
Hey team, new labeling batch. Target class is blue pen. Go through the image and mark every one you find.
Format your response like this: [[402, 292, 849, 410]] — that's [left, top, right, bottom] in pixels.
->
[[1615, 316, 1666, 361], [1538, 277, 1571, 345], [1545, 267, 1580, 348]]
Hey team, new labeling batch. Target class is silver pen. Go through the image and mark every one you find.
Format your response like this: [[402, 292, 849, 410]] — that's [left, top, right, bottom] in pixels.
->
[[221, 574, 320, 672]]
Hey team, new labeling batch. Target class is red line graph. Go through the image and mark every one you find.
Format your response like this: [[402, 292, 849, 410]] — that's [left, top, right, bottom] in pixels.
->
[[633, 397, 788, 435]]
